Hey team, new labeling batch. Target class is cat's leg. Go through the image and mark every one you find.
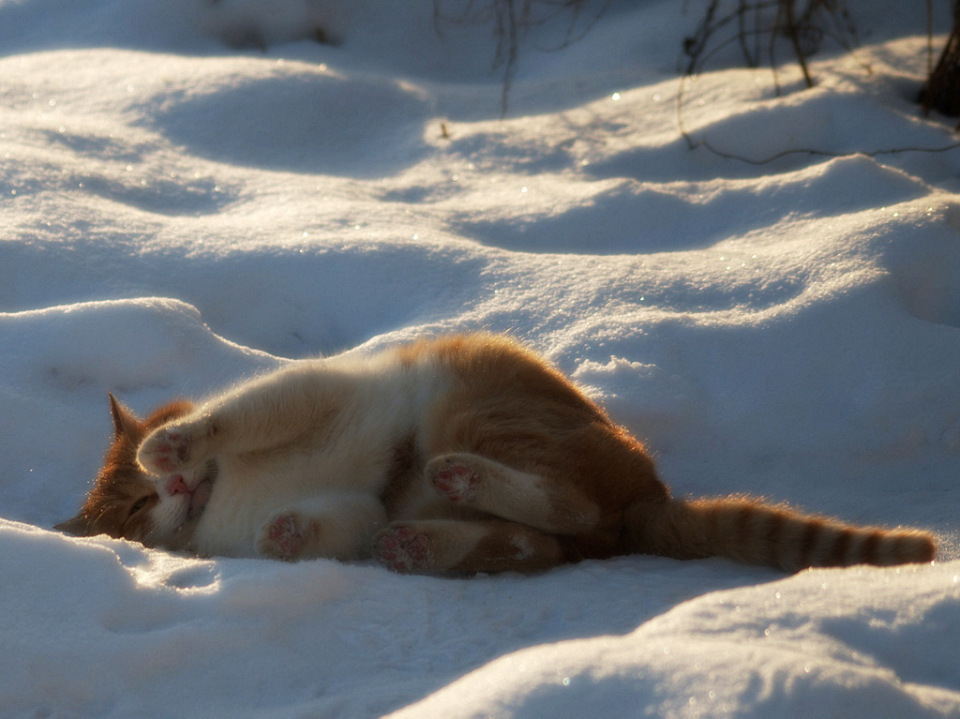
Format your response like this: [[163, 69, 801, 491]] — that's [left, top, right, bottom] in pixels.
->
[[137, 418, 218, 475], [138, 362, 345, 476], [256, 493, 387, 562], [425, 453, 600, 534], [372, 519, 565, 574]]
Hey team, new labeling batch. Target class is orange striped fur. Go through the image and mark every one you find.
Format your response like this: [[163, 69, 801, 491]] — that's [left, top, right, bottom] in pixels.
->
[[58, 333, 936, 573]]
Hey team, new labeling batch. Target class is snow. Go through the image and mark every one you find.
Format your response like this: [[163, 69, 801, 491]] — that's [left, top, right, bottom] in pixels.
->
[[2, 0, 959, 716]]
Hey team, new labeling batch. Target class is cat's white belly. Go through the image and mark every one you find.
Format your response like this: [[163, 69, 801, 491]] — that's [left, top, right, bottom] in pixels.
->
[[191, 433, 413, 557], [133, 345, 453, 558]]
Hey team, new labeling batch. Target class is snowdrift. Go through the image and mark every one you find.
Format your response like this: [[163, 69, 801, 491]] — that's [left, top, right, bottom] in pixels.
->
[[2, 0, 959, 716]]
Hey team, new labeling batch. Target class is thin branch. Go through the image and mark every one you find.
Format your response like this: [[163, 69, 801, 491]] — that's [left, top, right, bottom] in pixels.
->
[[782, 0, 814, 88], [676, 73, 960, 166], [682, 0, 857, 89], [433, 0, 606, 117]]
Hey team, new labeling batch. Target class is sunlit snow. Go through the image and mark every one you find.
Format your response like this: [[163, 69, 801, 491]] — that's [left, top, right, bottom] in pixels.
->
[[2, 0, 959, 717]]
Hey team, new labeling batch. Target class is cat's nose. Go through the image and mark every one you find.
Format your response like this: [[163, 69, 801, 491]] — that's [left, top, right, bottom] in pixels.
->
[[166, 475, 190, 496]]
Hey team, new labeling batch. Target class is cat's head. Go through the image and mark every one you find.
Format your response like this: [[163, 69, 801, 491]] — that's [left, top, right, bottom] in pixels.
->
[[56, 394, 198, 549]]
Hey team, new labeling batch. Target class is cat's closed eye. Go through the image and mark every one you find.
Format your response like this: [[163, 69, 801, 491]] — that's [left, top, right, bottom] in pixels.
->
[[130, 496, 150, 515], [119, 493, 157, 540]]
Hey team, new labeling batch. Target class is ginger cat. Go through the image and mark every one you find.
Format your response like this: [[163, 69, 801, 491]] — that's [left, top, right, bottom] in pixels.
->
[[57, 333, 936, 573]]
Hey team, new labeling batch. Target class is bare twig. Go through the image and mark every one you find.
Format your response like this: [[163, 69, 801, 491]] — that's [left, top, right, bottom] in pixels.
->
[[433, 0, 608, 116], [920, 1, 960, 123], [682, 0, 857, 87], [782, 0, 814, 88], [676, 73, 960, 165]]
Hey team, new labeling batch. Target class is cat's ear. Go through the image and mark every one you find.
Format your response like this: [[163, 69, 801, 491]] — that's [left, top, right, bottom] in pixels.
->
[[54, 513, 95, 537], [108, 393, 141, 440]]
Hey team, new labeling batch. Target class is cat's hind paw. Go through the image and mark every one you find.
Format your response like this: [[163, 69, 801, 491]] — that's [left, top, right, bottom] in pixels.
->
[[372, 524, 433, 573], [427, 455, 481, 503], [257, 512, 316, 562]]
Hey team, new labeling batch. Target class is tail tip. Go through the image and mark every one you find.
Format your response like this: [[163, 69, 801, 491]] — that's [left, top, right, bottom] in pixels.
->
[[892, 531, 936, 565]]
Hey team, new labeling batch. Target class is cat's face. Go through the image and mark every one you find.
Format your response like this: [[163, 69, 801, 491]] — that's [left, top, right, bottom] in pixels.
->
[[56, 395, 200, 550]]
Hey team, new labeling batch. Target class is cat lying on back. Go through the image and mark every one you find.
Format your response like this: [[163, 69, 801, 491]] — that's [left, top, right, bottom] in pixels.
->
[[57, 333, 936, 573]]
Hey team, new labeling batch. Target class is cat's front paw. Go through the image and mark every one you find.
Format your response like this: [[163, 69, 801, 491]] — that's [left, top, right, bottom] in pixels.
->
[[138, 421, 212, 475], [257, 512, 317, 562]]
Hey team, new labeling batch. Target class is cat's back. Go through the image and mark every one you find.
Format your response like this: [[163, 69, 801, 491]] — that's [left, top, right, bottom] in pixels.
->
[[396, 333, 609, 423]]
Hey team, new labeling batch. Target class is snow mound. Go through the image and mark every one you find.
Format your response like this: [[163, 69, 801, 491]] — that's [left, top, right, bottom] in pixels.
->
[[393, 564, 960, 719], [2, 0, 959, 716]]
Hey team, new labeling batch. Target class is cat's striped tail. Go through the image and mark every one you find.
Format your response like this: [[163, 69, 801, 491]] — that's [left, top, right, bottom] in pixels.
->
[[624, 496, 936, 572]]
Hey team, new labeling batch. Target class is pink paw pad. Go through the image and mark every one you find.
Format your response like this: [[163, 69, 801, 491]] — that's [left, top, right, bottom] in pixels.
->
[[263, 514, 307, 561], [431, 460, 479, 503], [146, 431, 190, 472], [374, 526, 432, 573]]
